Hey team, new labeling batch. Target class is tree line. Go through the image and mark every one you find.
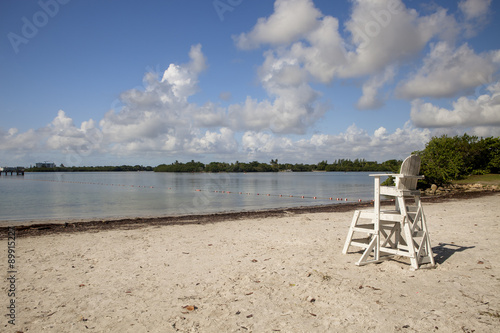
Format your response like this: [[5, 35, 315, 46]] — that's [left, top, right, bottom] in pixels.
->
[[154, 159, 402, 173], [25, 165, 154, 172]]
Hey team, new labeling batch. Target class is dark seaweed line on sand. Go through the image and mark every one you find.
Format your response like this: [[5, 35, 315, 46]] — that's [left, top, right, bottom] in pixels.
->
[[1, 190, 497, 239]]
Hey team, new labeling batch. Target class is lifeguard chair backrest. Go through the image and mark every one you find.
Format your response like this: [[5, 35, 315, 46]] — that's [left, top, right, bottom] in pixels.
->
[[397, 155, 421, 191]]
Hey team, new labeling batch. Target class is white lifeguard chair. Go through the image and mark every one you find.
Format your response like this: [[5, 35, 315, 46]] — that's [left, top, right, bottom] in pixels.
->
[[342, 155, 434, 269]]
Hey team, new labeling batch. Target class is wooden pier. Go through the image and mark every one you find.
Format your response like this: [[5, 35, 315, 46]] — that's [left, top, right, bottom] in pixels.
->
[[0, 167, 25, 175]]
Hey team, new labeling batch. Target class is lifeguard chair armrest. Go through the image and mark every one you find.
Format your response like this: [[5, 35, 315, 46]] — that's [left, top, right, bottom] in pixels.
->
[[368, 174, 424, 179]]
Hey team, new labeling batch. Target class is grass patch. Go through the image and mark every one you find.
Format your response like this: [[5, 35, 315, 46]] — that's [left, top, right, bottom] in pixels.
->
[[453, 174, 500, 185]]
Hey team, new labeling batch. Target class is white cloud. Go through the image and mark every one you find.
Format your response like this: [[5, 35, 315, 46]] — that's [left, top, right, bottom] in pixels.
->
[[0, 116, 434, 164], [0, 110, 103, 166], [356, 66, 395, 109], [240, 122, 431, 162], [459, 0, 492, 37], [241, 131, 294, 158], [99, 45, 211, 151], [234, 0, 461, 109], [46, 110, 102, 154], [191, 102, 226, 128], [287, 15, 347, 83], [234, 0, 321, 49], [410, 81, 500, 128], [0, 128, 40, 151], [397, 42, 498, 99], [459, 0, 491, 20], [341, 1, 458, 77], [468, 126, 500, 137], [185, 128, 238, 154], [236, 0, 456, 78], [161, 44, 207, 101], [227, 97, 273, 132], [225, 49, 327, 134], [227, 92, 326, 135]]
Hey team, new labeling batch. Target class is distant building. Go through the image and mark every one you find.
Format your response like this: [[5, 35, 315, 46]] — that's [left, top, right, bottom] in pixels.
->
[[36, 162, 56, 168]]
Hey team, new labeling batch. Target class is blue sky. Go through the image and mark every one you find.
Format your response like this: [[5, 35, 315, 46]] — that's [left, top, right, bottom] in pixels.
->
[[1, 0, 499, 167]]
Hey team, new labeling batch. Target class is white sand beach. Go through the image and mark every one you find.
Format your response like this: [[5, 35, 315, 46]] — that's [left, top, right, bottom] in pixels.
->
[[2, 193, 500, 332]]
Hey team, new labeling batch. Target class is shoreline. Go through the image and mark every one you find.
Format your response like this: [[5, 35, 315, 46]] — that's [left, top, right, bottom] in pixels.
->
[[1, 189, 497, 239]]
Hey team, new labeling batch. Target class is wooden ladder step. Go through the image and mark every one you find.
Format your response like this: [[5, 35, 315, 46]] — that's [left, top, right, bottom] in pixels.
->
[[358, 210, 404, 222], [352, 224, 377, 233], [350, 238, 371, 248]]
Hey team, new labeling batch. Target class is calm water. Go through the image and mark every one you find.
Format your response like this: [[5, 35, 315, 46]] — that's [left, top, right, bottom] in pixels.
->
[[0, 172, 386, 223]]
